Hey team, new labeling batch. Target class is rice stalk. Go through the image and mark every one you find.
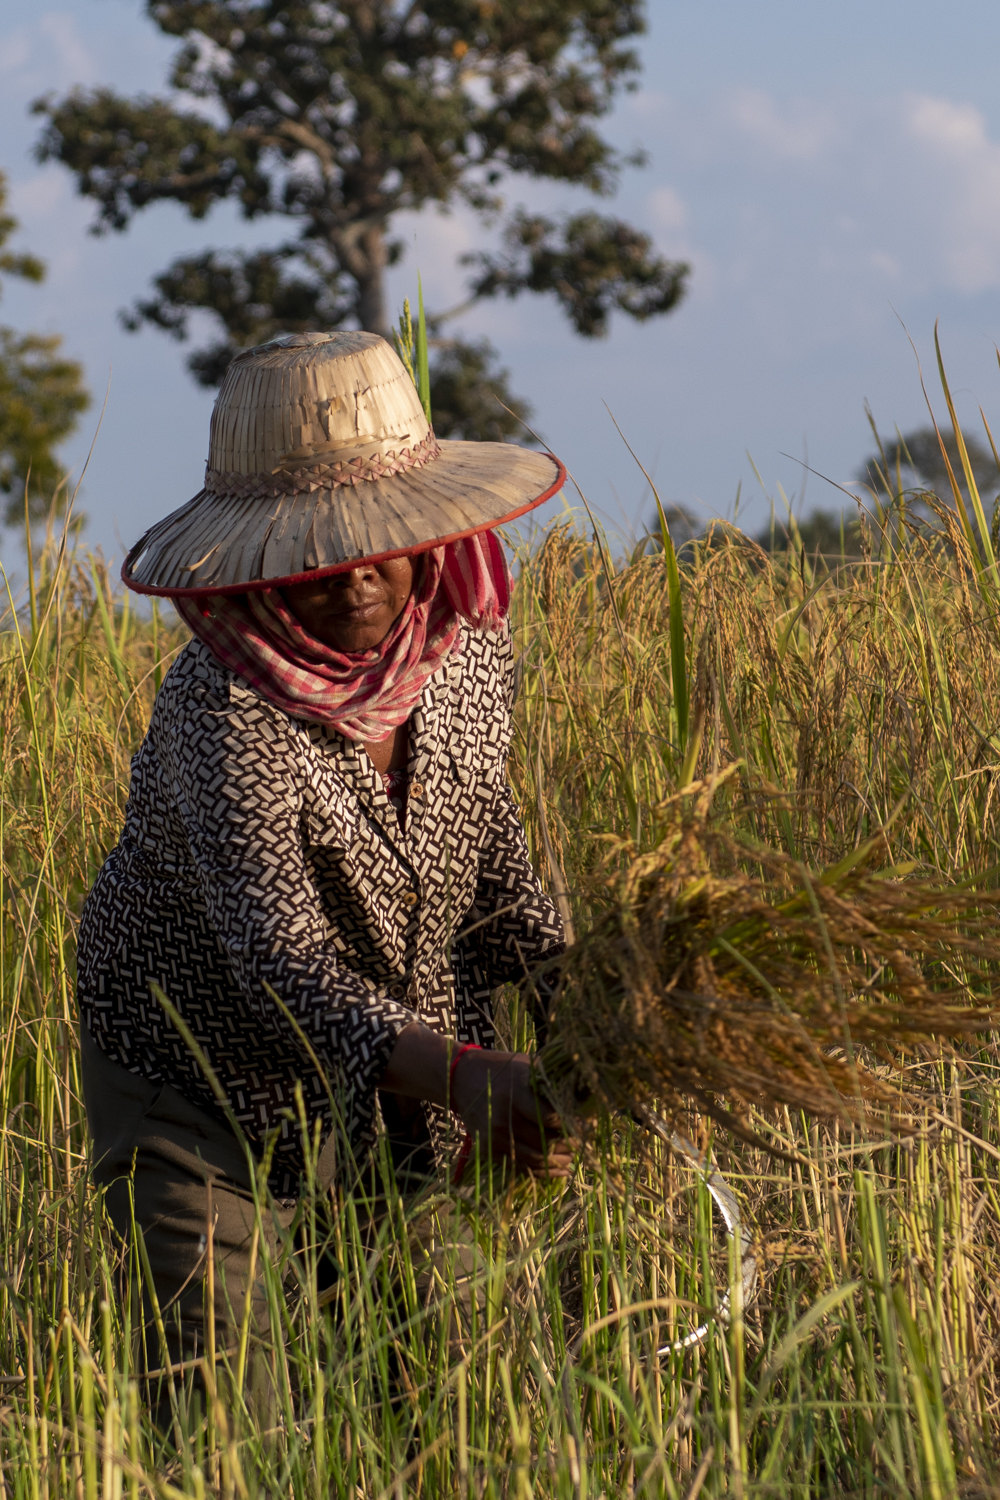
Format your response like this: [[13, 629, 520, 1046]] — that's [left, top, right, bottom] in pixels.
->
[[540, 766, 1000, 1149]]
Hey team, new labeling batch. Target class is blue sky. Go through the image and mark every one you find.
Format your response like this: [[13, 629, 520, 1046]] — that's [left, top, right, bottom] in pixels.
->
[[4, 0, 1000, 566]]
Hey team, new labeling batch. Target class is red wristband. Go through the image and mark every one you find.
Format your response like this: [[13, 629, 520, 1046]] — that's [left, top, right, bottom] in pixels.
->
[[453, 1131, 474, 1187], [448, 1042, 481, 1110]]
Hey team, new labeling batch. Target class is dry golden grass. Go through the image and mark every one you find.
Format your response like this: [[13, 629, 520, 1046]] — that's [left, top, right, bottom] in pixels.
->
[[541, 766, 1000, 1153], [8, 447, 1000, 1494]]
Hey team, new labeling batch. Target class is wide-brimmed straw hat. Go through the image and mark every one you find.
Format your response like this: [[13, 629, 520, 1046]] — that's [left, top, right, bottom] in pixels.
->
[[122, 331, 565, 596]]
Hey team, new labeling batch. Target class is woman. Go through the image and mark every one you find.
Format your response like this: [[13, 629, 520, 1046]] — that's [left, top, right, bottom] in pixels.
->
[[77, 330, 569, 1363]]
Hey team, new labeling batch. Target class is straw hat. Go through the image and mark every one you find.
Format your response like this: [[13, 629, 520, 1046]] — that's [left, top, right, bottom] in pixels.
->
[[122, 331, 565, 596]]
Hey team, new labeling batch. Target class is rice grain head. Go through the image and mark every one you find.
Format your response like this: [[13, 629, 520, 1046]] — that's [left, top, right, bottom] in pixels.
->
[[538, 767, 1000, 1152]]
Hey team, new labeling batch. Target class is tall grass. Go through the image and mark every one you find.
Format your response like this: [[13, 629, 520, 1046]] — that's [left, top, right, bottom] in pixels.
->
[[4, 425, 1000, 1495]]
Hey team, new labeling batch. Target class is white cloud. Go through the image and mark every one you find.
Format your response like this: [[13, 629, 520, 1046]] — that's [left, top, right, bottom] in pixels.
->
[[899, 94, 1000, 293], [726, 88, 839, 162], [645, 184, 708, 296], [10, 171, 74, 224], [6, 172, 92, 288], [0, 12, 99, 94], [907, 96, 987, 155], [649, 185, 688, 234], [386, 204, 480, 313], [869, 251, 901, 279], [624, 85, 1000, 320], [38, 12, 99, 85], [0, 28, 32, 75]]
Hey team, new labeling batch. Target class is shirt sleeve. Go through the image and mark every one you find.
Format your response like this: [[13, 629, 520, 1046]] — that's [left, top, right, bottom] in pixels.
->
[[451, 780, 565, 1045], [151, 671, 417, 1143]]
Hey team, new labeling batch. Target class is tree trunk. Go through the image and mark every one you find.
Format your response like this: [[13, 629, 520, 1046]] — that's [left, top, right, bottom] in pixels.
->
[[354, 223, 390, 338]]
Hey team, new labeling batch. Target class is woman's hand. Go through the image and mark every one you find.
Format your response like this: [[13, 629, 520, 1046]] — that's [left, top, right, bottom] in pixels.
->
[[379, 1023, 570, 1177], [450, 1047, 572, 1177]]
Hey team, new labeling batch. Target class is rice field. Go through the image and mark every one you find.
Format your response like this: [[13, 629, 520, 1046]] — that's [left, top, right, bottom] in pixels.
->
[[4, 400, 1000, 1496]]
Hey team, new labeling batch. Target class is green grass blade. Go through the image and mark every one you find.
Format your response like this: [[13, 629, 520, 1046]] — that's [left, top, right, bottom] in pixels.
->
[[417, 273, 432, 424], [934, 323, 993, 574]]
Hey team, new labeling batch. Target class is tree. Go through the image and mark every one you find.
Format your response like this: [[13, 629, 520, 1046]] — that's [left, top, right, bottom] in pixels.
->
[[0, 171, 90, 527], [34, 1, 687, 428], [466, 207, 686, 336], [422, 335, 532, 442], [752, 507, 864, 560], [857, 426, 1000, 510]]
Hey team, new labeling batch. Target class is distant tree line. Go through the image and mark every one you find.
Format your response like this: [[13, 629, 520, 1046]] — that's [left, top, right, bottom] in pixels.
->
[[642, 424, 1000, 564], [0, 171, 90, 528]]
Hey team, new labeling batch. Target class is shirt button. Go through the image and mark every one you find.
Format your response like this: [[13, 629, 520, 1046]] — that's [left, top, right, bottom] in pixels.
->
[[410, 782, 425, 800], [388, 983, 406, 999], [402, 891, 418, 907]]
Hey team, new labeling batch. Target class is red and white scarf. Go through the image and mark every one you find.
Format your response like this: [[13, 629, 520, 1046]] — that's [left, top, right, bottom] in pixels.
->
[[174, 532, 510, 742]]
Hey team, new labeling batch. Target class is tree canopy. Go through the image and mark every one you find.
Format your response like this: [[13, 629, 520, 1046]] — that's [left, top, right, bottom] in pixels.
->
[[857, 426, 1000, 509], [751, 507, 864, 560], [0, 171, 90, 527], [35, 0, 687, 431]]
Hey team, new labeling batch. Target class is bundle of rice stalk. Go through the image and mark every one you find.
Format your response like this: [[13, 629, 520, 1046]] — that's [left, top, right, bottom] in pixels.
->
[[536, 768, 1000, 1150]]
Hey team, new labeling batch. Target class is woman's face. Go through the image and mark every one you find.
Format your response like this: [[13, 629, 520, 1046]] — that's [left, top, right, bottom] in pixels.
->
[[283, 556, 415, 653]]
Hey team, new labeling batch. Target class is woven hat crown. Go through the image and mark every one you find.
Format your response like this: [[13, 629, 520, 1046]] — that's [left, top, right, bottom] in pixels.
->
[[209, 331, 431, 481]]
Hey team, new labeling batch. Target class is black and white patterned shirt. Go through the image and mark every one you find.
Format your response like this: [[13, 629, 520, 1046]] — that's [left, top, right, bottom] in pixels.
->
[[77, 627, 564, 1192]]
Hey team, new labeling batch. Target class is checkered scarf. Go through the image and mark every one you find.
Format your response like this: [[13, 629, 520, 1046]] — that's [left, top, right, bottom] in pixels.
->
[[173, 532, 510, 742]]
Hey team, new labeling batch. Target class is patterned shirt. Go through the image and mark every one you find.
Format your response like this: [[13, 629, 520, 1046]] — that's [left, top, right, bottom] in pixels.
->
[[77, 627, 564, 1193], [381, 767, 409, 830]]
